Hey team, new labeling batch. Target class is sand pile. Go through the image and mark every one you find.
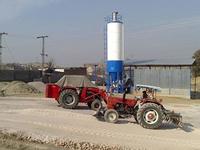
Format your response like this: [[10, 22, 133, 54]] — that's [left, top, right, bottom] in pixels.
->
[[28, 81, 45, 93], [0, 82, 9, 90], [0, 81, 41, 96]]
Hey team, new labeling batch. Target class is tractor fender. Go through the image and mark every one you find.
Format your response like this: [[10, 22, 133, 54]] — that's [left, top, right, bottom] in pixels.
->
[[134, 100, 164, 110], [61, 86, 77, 94], [61, 86, 77, 91]]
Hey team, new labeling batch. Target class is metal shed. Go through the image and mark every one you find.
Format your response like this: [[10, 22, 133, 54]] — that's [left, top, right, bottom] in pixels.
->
[[124, 58, 194, 98]]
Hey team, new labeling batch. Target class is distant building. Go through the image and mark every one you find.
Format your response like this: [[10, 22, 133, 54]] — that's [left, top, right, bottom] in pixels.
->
[[43, 67, 87, 83], [124, 58, 195, 99], [64, 67, 87, 75], [84, 63, 104, 77]]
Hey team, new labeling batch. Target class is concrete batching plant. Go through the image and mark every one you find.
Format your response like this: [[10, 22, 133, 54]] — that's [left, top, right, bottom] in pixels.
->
[[106, 11, 124, 93]]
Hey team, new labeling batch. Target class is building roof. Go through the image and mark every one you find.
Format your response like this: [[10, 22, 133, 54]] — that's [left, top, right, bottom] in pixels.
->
[[124, 58, 195, 67]]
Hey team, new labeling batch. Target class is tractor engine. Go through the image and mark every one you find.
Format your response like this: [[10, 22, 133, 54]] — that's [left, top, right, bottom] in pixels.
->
[[114, 103, 133, 114]]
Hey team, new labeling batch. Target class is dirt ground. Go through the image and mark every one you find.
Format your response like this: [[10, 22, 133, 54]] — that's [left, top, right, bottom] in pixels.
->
[[0, 96, 200, 150], [0, 131, 63, 150]]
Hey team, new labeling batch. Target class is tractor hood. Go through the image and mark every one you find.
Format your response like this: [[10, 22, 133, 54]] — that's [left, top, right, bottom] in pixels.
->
[[56, 75, 97, 88]]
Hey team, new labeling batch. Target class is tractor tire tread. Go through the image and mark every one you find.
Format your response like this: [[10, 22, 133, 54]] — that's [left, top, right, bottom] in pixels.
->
[[91, 99, 102, 111], [104, 109, 119, 123], [59, 89, 79, 109], [137, 103, 164, 129]]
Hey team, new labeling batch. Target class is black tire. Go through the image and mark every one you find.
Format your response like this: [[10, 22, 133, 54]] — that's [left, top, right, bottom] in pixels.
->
[[104, 109, 119, 123], [87, 101, 92, 109], [59, 89, 79, 109], [91, 99, 102, 111], [137, 103, 164, 129], [133, 106, 139, 123], [134, 115, 138, 123]]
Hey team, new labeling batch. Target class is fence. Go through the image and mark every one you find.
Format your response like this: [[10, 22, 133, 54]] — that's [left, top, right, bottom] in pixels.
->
[[0, 70, 42, 82], [125, 66, 192, 99], [0, 68, 87, 83]]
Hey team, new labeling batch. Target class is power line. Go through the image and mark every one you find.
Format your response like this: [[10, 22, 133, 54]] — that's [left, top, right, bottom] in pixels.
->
[[8, 33, 35, 39], [0, 32, 8, 70]]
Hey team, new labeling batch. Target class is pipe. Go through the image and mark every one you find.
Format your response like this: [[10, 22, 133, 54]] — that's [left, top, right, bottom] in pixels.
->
[[112, 11, 118, 22]]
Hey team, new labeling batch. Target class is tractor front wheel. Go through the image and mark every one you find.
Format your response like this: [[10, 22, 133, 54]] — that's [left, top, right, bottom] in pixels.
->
[[59, 89, 79, 109], [104, 109, 119, 123], [91, 99, 102, 111], [137, 103, 164, 129]]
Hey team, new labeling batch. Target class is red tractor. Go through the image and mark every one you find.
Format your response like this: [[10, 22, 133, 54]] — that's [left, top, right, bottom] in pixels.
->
[[46, 76, 182, 129], [46, 75, 107, 110], [96, 85, 182, 129]]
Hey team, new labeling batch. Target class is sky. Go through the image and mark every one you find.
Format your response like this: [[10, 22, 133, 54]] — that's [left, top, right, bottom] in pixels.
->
[[1, 0, 200, 67]]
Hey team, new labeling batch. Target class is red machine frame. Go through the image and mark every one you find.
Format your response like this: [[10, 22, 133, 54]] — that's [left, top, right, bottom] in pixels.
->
[[46, 83, 107, 107]]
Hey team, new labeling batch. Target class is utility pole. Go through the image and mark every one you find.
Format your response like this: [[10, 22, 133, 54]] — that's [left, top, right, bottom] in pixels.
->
[[0, 32, 8, 70], [37, 35, 48, 74]]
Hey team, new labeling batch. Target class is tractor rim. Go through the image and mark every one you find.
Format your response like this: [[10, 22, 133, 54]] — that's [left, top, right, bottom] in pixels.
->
[[94, 103, 100, 109], [143, 109, 159, 125], [63, 95, 75, 105], [108, 112, 117, 122]]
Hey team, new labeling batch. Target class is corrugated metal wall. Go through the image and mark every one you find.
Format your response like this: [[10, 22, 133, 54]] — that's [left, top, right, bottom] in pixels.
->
[[125, 66, 191, 98]]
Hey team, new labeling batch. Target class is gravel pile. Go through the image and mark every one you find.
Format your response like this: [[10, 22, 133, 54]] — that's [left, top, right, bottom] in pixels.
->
[[0, 82, 9, 90], [28, 81, 46, 93], [0, 130, 128, 150], [0, 81, 41, 96]]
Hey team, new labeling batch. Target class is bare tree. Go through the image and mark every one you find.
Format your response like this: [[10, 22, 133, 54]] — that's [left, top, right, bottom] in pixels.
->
[[192, 49, 200, 76], [47, 58, 55, 69]]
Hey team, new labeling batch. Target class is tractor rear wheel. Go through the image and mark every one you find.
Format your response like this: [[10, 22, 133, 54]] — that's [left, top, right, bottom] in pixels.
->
[[91, 99, 102, 111], [59, 89, 79, 109], [104, 109, 119, 123], [137, 103, 164, 129]]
